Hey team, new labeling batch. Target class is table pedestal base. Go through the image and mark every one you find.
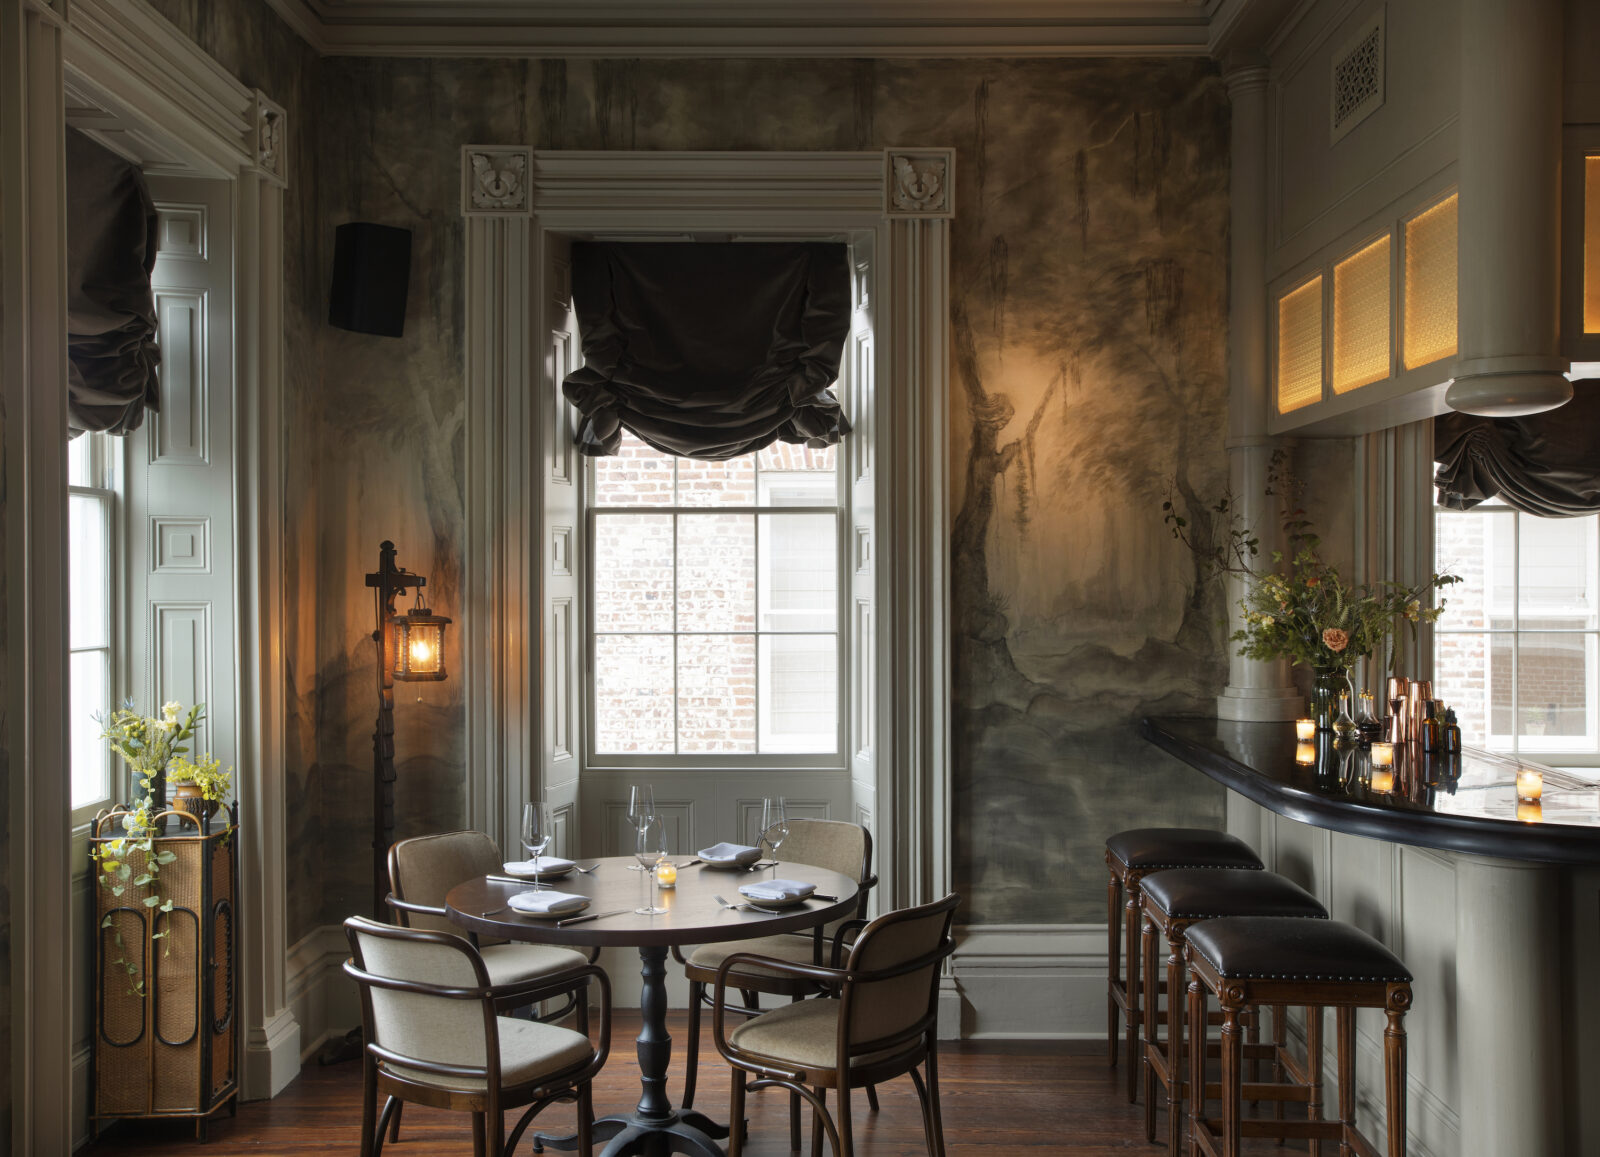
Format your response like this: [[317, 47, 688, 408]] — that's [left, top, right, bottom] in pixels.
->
[[536, 945, 735, 1157]]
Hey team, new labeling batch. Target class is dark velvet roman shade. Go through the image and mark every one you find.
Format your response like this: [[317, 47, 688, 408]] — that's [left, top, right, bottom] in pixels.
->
[[1434, 383, 1600, 516], [561, 242, 852, 460], [66, 129, 161, 437]]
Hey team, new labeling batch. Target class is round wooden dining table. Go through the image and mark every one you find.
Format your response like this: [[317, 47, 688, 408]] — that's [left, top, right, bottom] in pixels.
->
[[446, 855, 860, 1157]]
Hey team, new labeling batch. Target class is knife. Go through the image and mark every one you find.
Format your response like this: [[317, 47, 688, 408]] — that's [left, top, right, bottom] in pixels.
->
[[556, 908, 630, 928]]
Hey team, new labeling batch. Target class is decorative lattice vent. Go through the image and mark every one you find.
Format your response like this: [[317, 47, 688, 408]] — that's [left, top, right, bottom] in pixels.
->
[[1277, 276, 1324, 414], [1331, 11, 1385, 143], [1333, 235, 1391, 394], [1404, 194, 1458, 370]]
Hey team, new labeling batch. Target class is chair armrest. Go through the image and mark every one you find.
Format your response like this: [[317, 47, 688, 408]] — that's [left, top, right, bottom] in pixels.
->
[[385, 894, 447, 923], [710, 952, 846, 1061], [829, 919, 871, 969]]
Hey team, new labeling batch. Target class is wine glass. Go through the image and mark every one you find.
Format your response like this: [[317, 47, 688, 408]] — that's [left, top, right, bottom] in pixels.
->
[[522, 801, 553, 892], [761, 796, 788, 878], [634, 816, 668, 915], [626, 784, 656, 871]]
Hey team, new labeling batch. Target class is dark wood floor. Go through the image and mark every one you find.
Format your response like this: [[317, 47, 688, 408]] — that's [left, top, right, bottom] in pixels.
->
[[81, 1013, 1317, 1155]]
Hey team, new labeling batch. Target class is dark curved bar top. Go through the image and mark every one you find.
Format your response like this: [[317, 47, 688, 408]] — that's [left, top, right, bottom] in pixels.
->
[[1141, 715, 1600, 865]]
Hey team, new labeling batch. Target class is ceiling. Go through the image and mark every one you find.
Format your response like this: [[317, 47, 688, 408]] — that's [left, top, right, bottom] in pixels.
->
[[261, 0, 1272, 59]]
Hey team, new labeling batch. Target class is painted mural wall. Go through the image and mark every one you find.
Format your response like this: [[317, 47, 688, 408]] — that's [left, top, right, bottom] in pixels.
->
[[312, 55, 1235, 930], [158, 1, 1235, 944]]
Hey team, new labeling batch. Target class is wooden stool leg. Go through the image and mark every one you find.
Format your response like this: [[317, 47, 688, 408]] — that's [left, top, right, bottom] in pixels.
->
[[1220, 1006, 1243, 1157], [1272, 1003, 1287, 1127], [1187, 971, 1206, 1157], [1165, 932, 1186, 1157], [1143, 915, 1160, 1140], [1384, 1007, 1408, 1157], [1125, 883, 1143, 1101], [1337, 1006, 1356, 1156], [1306, 1005, 1324, 1157], [1108, 869, 1123, 1067]]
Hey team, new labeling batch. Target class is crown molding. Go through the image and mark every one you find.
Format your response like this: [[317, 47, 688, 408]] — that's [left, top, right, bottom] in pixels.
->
[[262, 0, 1216, 57]]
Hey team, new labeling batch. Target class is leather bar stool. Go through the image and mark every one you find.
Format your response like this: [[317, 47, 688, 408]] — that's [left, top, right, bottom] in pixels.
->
[[1185, 916, 1413, 1157], [1105, 828, 1263, 1102], [1138, 869, 1328, 1155]]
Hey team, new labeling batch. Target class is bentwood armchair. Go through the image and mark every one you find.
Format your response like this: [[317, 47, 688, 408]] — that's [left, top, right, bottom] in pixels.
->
[[388, 831, 598, 1008], [344, 917, 612, 1157], [673, 818, 878, 1147], [713, 893, 959, 1157]]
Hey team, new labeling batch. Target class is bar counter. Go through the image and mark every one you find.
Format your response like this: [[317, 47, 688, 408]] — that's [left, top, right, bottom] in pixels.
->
[[1139, 715, 1600, 864], [1141, 714, 1600, 1157]]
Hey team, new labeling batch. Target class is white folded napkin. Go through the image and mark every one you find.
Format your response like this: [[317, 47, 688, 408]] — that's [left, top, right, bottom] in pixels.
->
[[507, 889, 589, 915], [698, 842, 761, 864], [502, 856, 577, 877], [739, 878, 816, 903]]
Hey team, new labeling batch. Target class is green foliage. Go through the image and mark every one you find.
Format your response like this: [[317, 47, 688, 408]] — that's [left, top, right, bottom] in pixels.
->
[[1166, 454, 1461, 674], [90, 700, 224, 996]]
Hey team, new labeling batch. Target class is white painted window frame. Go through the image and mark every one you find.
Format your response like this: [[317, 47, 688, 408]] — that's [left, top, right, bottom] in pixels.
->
[[460, 147, 954, 913], [2, 1, 298, 1148]]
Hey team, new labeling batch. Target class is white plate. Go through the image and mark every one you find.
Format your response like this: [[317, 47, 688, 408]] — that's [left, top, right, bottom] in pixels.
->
[[503, 857, 577, 879], [507, 892, 589, 918]]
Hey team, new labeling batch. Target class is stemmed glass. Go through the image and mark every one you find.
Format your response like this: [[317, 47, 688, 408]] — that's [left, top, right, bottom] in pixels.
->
[[761, 796, 788, 878], [634, 816, 668, 915], [626, 785, 656, 871], [521, 801, 554, 893]]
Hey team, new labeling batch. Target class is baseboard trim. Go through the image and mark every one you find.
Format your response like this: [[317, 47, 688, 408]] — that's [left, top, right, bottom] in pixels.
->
[[286, 924, 360, 1067], [949, 923, 1102, 1039]]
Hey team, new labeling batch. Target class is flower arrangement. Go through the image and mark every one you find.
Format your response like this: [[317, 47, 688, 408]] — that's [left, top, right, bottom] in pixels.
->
[[167, 753, 232, 801], [91, 700, 229, 994], [1165, 459, 1460, 675]]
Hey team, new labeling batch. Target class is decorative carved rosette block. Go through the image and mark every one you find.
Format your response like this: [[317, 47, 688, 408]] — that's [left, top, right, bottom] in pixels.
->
[[251, 90, 288, 188], [462, 145, 534, 216], [884, 148, 956, 219]]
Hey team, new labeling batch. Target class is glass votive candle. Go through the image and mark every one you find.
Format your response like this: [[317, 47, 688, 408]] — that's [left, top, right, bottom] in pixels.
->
[[1369, 769, 1396, 793], [1295, 718, 1317, 741], [1517, 799, 1543, 823], [655, 859, 678, 888], [1295, 741, 1317, 765], [1516, 769, 1543, 801], [1369, 742, 1395, 770]]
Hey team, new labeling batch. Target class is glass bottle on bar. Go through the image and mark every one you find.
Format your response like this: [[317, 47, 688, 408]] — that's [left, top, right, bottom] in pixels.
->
[[1355, 690, 1383, 743], [1421, 701, 1443, 753], [1333, 690, 1358, 741]]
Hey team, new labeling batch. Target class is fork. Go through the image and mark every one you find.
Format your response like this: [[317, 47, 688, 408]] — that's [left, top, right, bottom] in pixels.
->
[[573, 862, 601, 874]]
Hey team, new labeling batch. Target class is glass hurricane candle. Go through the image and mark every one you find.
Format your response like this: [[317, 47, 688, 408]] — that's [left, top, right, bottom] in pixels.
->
[[655, 859, 678, 888], [1295, 718, 1317, 741], [1516, 769, 1544, 801], [1370, 742, 1395, 770]]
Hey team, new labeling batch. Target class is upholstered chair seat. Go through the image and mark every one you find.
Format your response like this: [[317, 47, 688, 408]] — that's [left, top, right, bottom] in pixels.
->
[[713, 893, 960, 1157], [344, 916, 612, 1157]]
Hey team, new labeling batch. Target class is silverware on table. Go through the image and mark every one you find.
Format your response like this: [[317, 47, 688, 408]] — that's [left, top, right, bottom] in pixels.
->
[[713, 893, 786, 916], [556, 908, 630, 928], [682, 859, 704, 867], [746, 861, 777, 872], [573, 862, 601, 874]]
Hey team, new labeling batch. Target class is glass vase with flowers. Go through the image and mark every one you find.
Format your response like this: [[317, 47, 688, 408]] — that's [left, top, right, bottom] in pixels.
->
[[1165, 459, 1460, 730]]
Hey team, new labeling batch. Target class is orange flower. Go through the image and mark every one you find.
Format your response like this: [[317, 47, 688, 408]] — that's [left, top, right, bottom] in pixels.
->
[[1321, 627, 1349, 653]]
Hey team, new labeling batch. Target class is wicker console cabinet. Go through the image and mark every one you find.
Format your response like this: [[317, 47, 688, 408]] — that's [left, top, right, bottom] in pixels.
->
[[90, 805, 239, 1140]]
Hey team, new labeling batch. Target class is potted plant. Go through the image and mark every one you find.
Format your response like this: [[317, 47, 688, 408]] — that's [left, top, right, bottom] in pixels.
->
[[166, 753, 233, 822]]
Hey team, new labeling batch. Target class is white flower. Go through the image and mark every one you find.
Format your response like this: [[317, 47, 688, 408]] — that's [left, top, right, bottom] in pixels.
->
[[1260, 615, 1275, 628], [162, 700, 182, 722]]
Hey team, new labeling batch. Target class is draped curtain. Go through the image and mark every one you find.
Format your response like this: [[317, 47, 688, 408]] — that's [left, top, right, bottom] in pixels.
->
[[561, 242, 852, 460], [66, 128, 162, 437], [1434, 384, 1600, 516]]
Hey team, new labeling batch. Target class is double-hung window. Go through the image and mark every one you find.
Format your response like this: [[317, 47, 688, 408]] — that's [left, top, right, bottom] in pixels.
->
[[1434, 501, 1600, 762], [68, 432, 122, 816], [587, 432, 844, 763]]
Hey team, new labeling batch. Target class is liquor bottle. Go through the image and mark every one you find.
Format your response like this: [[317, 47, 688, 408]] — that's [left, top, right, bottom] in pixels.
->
[[1442, 707, 1462, 755], [1421, 701, 1442, 753], [1333, 690, 1358, 740], [1356, 690, 1383, 742]]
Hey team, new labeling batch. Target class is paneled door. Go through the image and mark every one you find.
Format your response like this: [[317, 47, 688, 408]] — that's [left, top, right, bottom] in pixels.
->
[[131, 177, 236, 791]]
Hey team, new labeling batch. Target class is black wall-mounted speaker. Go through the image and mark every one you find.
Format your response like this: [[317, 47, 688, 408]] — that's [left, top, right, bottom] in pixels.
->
[[328, 222, 411, 338]]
